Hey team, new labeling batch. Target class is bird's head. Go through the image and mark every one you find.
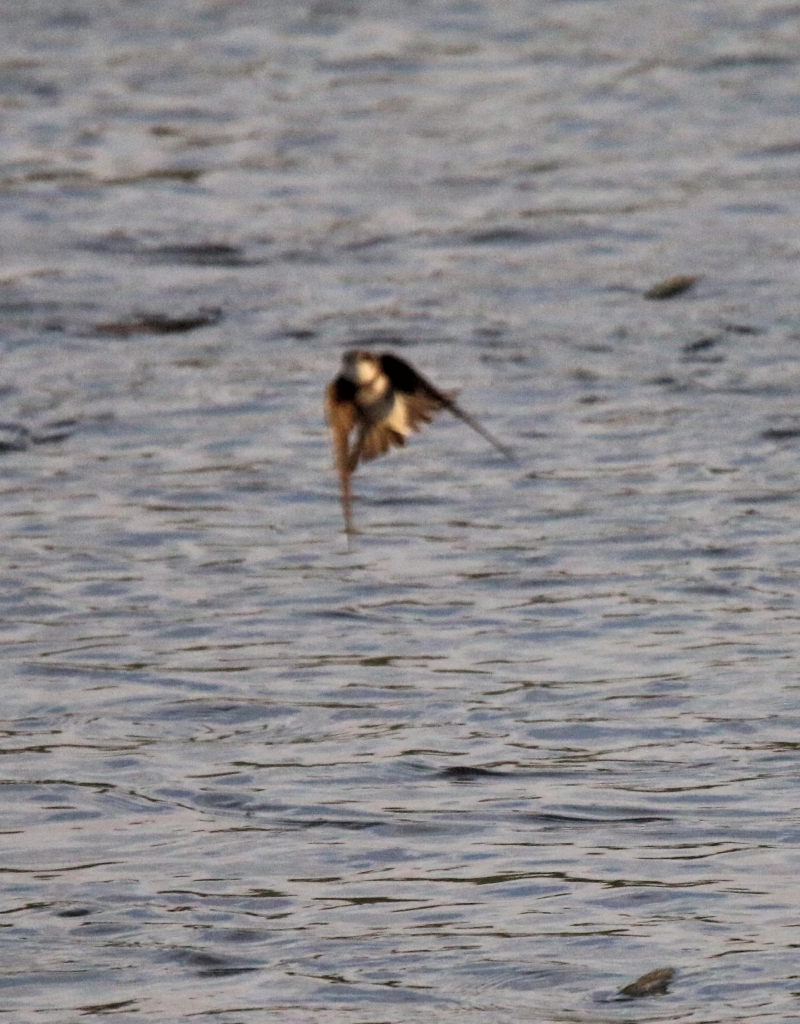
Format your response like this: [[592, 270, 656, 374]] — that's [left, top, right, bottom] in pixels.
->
[[342, 349, 381, 386]]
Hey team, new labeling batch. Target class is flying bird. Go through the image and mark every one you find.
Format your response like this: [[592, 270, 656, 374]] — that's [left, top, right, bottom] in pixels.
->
[[325, 349, 511, 534]]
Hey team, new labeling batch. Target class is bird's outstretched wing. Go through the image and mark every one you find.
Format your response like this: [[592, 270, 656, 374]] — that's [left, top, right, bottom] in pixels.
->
[[350, 388, 441, 469], [380, 353, 512, 458]]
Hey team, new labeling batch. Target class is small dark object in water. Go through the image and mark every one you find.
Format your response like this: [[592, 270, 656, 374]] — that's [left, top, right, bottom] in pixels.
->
[[619, 966, 675, 998], [325, 349, 512, 535], [440, 765, 507, 781], [95, 308, 222, 336], [644, 275, 698, 299]]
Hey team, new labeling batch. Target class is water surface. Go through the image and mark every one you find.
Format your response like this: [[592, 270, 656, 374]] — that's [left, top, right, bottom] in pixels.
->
[[2, 1, 800, 1021]]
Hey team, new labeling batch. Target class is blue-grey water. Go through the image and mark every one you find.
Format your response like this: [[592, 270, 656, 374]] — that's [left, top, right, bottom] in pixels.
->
[[2, 1, 800, 1021]]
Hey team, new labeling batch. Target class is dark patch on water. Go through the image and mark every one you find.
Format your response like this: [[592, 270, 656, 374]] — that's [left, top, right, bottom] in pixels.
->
[[682, 335, 720, 354], [94, 309, 222, 336], [0, 418, 77, 451], [761, 426, 800, 441]]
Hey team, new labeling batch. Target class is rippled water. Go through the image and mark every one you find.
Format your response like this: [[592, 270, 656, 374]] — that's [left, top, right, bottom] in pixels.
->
[[3, 1, 800, 1021]]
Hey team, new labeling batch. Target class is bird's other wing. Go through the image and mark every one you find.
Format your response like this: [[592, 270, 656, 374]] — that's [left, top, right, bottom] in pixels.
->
[[325, 376, 358, 453], [325, 376, 358, 533], [379, 353, 512, 458]]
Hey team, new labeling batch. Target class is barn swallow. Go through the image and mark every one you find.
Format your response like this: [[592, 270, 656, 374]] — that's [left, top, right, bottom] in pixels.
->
[[325, 349, 511, 534]]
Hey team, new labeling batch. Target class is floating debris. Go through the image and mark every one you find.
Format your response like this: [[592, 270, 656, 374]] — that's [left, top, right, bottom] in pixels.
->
[[439, 765, 508, 781], [644, 275, 698, 300], [619, 966, 675, 998]]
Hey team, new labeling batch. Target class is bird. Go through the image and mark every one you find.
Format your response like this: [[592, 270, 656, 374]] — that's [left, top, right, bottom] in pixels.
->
[[325, 349, 511, 534]]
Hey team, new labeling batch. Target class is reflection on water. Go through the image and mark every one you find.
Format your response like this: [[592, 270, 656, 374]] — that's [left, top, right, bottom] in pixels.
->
[[2, 1, 800, 1021]]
